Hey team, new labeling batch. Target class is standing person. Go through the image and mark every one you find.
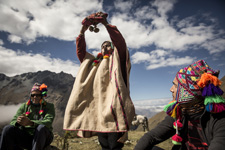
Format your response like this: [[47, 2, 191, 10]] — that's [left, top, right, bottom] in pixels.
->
[[64, 12, 135, 150], [0, 83, 55, 150], [134, 60, 225, 150]]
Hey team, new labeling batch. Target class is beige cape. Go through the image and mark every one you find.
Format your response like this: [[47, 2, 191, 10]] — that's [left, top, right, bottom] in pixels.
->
[[63, 47, 135, 142]]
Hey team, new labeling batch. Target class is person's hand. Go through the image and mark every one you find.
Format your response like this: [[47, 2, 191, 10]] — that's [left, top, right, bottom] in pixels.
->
[[17, 114, 34, 126], [95, 12, 108, 26], [80, 25, 89, 35]]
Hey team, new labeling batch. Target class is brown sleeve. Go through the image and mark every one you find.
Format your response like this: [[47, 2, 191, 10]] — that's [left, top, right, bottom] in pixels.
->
[[106, 24, 128, 85], [76, 34, 86, 63]]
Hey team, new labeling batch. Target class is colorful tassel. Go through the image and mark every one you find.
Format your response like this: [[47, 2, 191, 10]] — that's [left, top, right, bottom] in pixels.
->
[[163, 101, 176, 112], [202, 84, 224, 96], [172, 134, 182, 145], [204, 95, 225, 105], [197, 73, 222, 88], [171, 104, 178, 119], [26, 99, 31, 105], [206, 103, 225, 113], [213, 103, 225, 113], [176, 105, 181, 120], [205, 103, 213, 112]]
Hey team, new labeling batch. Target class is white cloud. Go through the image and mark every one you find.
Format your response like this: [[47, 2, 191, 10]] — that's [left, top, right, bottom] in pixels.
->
[[0, 0, 103, 44], [151, 0, 176, 17], [131, 50, 196, 70], [0, 0, 224, 71], [146, 56, 195, 70], [201, 38, 225, 54], [0, 39, 3, 45], [0, 104, 21, 123], [133, 98, 171, 118], [131, 51, 151, 64], [133, 98, 171, 107], [8, 34, 22, 43], [114, 0, 133, 13], [134, 5, 157, 21], [0, 46, 80, 77]]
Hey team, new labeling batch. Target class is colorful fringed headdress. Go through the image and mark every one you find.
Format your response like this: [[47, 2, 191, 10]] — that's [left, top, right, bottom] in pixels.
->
[[31, 82, 48, 97], [164, 60, 224, 145], [25, 83, 48, 117]]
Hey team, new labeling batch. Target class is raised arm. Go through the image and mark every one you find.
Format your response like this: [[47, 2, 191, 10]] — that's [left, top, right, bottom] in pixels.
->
[[76, 25, 89, 63], [100, 14, 128, 85], [101, 17, 127, 62]]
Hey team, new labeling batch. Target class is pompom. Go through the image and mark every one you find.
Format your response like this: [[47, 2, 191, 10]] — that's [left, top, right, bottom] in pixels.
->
[[97, 53, 103, 59], [172, 134, 182, 145], [103, 54, 109, 59], [93, 60, 99, 63], [197, 73, 222, 88], [173, 120, 183, 130], [39, 110, 44, 115], [39, 84, 47, 91], [25, 112, 30, 116], [42, 91, 47, 97]]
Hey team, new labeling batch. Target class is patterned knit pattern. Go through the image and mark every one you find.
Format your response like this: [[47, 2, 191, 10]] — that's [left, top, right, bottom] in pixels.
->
[[176, 60, 217, 103]]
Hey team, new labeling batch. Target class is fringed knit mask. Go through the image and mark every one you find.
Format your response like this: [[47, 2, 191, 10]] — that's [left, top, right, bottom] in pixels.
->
[[164, 60, 225, 145]]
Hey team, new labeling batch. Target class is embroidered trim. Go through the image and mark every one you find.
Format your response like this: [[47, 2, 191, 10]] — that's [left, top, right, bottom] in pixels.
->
[[110, 99, 119, 130], [114, 70, 129, 130], [109, 52, 114, 80]]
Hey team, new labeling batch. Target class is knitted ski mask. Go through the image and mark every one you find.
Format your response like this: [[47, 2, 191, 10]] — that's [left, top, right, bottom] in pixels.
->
[[164, 60, 224, 145]]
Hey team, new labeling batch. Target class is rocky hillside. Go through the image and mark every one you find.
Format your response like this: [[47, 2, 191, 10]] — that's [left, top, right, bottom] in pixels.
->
[[0, 70, 75, 135]]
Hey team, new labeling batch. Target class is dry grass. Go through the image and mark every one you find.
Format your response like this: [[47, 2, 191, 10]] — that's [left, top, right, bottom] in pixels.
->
[[51, 111, 173, 150], [51, 131, 173, 150]]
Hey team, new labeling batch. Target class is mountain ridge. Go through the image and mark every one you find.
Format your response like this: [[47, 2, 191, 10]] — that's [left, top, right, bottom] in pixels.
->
[[0, 71, 224, 135]]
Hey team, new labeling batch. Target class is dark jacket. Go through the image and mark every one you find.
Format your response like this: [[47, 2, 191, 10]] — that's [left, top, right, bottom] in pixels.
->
[[134, 110, 225, 150]]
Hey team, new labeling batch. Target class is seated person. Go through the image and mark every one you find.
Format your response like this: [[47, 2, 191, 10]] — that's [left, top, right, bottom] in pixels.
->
[[0, 83, 55, 150], [134, 60, 225, 150]]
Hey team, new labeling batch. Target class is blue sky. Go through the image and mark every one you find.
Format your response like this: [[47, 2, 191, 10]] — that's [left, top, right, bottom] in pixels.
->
[[0, 0, 225, 101]]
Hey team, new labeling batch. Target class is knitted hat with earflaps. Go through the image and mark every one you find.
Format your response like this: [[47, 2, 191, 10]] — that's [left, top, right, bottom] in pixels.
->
[[164, 60, 225, 145], [31, 83, 48, 97]]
